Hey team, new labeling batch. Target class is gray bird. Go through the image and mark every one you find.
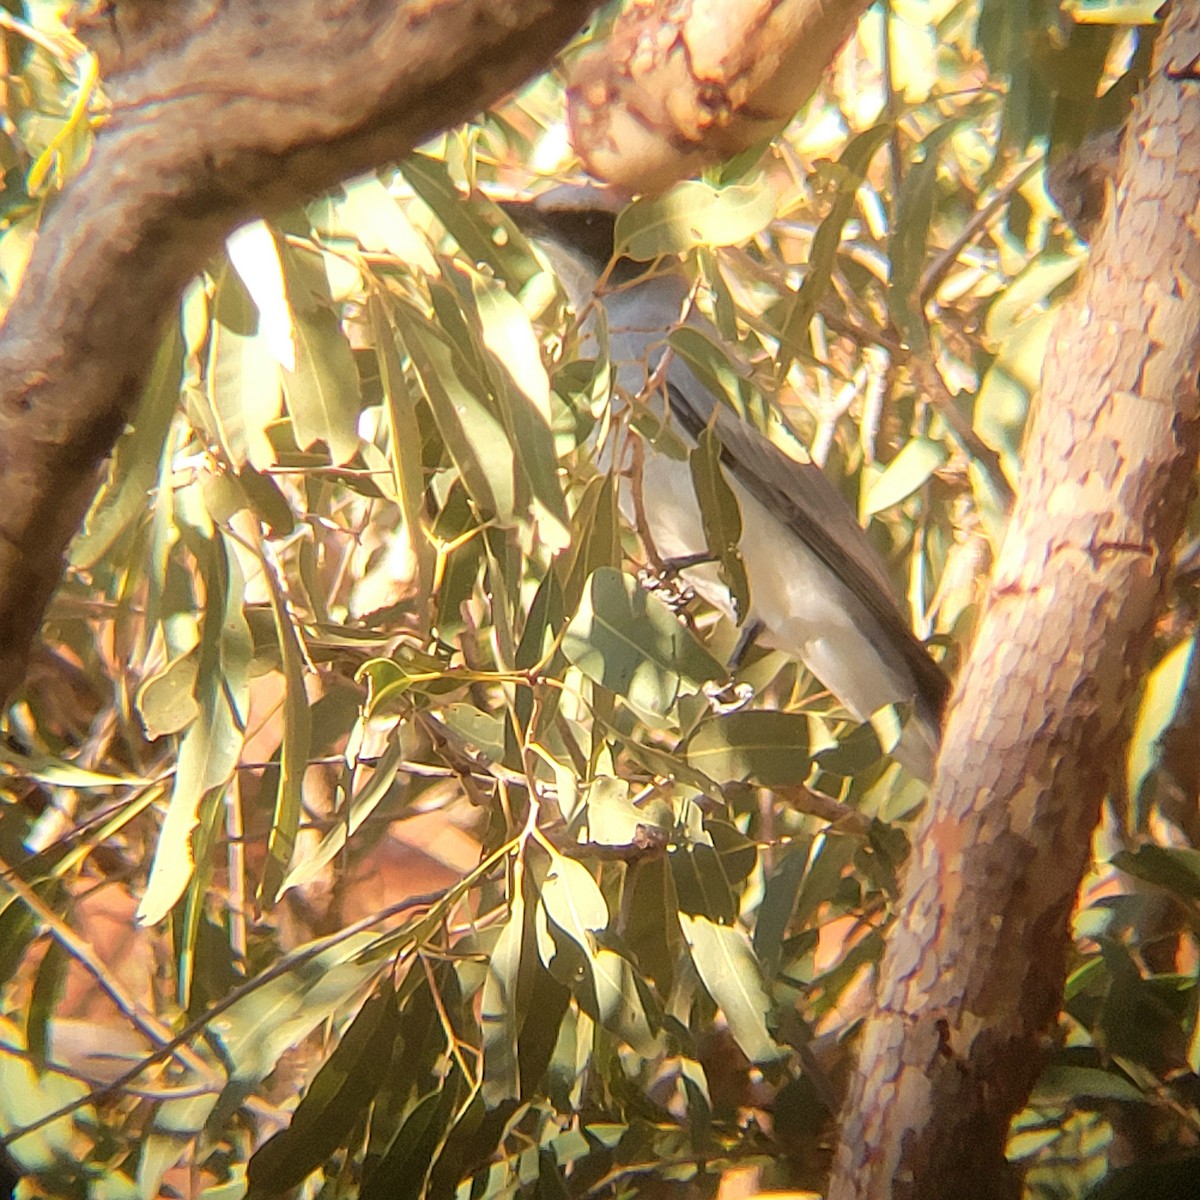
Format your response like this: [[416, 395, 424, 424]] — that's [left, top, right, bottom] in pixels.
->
[[501, 187, 948, 780]]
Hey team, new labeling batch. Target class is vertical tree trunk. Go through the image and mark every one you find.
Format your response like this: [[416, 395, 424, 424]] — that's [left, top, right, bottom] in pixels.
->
[[829, 7, 1200, 1197]]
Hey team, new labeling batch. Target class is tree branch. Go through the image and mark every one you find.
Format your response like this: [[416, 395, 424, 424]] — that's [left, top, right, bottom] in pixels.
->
[[828, 7, 1200, 1197], [0, 0, 600, 705]]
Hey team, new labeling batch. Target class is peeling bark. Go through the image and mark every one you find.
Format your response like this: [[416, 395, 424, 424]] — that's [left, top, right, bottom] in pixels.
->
[[566, 0, 871, 194], [0, 0, 599, 707], [828, 8, 1200, 1198]]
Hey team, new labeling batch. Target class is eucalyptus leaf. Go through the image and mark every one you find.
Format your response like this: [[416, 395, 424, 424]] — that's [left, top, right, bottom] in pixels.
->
[[562, 568, 726, 717], [679, 914, 781, 1064], [686, 711, 810, 788]]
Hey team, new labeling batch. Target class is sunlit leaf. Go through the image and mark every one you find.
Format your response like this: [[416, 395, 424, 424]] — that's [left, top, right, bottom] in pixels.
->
[[281, 732, 406, 893], [686, 711, 810, 787], [468, 271, 570, 549], [1126, 636, 1193, 815], [393, 301, 517, 524], [256, 530, 314, 904], [616, 179, 777, 260], [0, 1016, 95, 1174], [862, 436, 948, 516], [779, 123, 891, 370], [540, 852, 609, 952], [678, 914, 781, 1064], [139, 521, 251, 925], [209, 933, 381, 1085], [136, 650, 199, 739], [284, 306, 362, 466], [371, 297, 434, 602], [562, 568, 726, 717], [73, 328, 183, 569], [207, 262, 284, 470]]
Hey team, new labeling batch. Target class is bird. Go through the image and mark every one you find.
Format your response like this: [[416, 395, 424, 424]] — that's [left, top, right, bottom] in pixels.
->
[[500, 185, 949, 780]]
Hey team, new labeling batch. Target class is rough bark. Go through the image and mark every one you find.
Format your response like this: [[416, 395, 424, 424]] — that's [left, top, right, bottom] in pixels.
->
[[566, 0, 872, 194], [828, 8, 1200, 1198], [0, 0, 600, 707]]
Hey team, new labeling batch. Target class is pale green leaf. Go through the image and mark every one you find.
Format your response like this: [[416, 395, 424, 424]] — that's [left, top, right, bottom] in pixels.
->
[[73, 329, 183, 569], [562, 568, 726, 717], [540, 853, 609, 955], [592, 948, 662, 1057], [208, 263, 283, 470], [136, 650, 199, 740], [226, 219, 295, 370], [258, 536, 314, 904], [686, 711, 810, 787], [284, 307, 361, 466], [862, 436, 948, 516], [280, 733, 406, 894], [616, 179, 778, 260], [393, 302, 516, 524], [469, 272, 570, 549], [371, 298, 434, 602], [678, 914, 781, 1064], [481, 897, 525, 1106], [1127, 636, 1193, 807]]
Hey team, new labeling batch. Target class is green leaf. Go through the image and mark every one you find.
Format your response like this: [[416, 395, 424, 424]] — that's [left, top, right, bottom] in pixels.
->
[[0, 1016, 94, 1175], [393, 301, 516, 525], [779, 123, 892, 370], [135, 651, 199, 739], [481, 896, 526, 1107], [678, 914, 781, 1064], [686, 711, 810, 787], [361, 1082, 458, 1200], [862, 436, 949, 516], [400, 153, 541, 293], [622, 859, 684, 995], [754, 841, 813, 976], [1126, 637, 1194, 821], [209, 934, 381, 1086], [468, 271, 570, 550], [247, 986, 400, 1193], [257, 531, 314, 905], [615, 179, 778, 260], [671, 843, 737, 924], [334, 175, 437, 270], [562, 568, 726, 717], [1030, 1064, 1145, 1105], [585, 776, 669, 848], [592, 948, 662, 1057], [540, 853, 609, 955], [689, 426, 750, 622], [73, 327, 183, 568], [207, 261, 284, 470], [139, 523, 251, 924], [441, 703, 507, 763], [281, 731, 406, 893], [1111, 845, 1200, 901], [1065, 0, 1161, 28], [284, 306, 362, 466], [371, 297, 434, 603]]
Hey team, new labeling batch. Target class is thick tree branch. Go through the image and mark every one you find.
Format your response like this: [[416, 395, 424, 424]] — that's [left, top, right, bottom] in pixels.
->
[[829, 8, 1200, 1198], [0, 0, 599, 705], [567, 0, 872, 194]]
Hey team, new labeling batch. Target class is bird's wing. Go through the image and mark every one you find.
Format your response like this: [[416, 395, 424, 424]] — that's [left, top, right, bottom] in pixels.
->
[[666, 373, 950, 721]]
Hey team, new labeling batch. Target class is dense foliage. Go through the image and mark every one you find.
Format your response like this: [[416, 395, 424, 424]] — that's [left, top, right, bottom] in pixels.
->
[[1, 2, 1197, 1198]]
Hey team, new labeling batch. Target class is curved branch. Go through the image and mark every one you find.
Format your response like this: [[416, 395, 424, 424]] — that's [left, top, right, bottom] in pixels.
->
[[0, 0, 599, 704]]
